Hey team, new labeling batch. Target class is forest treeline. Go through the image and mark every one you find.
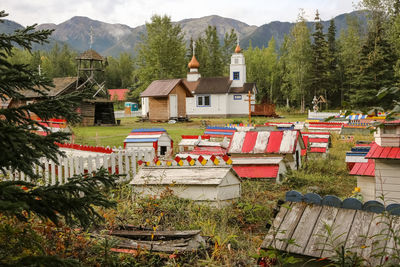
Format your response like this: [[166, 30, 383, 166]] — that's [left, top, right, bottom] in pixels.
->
[[8, 0, 400, 111]]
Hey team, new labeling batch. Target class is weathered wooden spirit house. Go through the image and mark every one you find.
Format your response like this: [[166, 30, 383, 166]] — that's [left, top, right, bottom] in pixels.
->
[[8, 49, 115, 126], [124, 128, 173, 156], [76, 49, 115, 125], [365, 120, 400, 204], [141, 79, 193, 121], [301, 132, 331, 157], [228, 130, 305, 171], [130, 166, 241, 207]]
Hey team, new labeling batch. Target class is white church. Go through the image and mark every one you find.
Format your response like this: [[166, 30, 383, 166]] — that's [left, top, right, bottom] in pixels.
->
[[141, 42, 257, 118]]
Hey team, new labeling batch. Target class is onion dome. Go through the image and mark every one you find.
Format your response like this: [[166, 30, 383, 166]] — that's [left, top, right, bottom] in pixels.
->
[[235, 44, 241, 53], [188, 55, 200, 69]]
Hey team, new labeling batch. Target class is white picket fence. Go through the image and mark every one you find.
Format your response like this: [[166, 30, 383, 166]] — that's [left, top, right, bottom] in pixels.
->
[[2, 149, 155, 185]]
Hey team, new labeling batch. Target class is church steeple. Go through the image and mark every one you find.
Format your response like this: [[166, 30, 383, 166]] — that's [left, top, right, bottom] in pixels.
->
[[187, 40, 201, 82], [230, 35, 246, 87]]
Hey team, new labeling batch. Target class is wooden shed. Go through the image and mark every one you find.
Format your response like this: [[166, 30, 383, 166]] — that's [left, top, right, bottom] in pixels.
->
[[261, 191, 400, 266], [141, 79, 193, 121], [130, 166, 241, 207], [124, 128, 172, 156], [366, 120, 400, 204]]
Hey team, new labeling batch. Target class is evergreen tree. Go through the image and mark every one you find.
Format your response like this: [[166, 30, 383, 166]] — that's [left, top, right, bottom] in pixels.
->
[[245, 38, 279, 102], [337, 15, 364, 106], [351, 17, 396, 108], [195, 26, 224, 77], [134, 15, 186, 100], [278, 35, 292, 108], [326, 19, 341, 107], [222, 29, 237, 75], [0, 11, 117, 264], [286, 12, 313, 112], [310, 10, 329, 107]]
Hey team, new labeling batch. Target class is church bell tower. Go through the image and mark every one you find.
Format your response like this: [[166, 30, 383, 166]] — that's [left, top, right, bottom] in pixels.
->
[[230, 38, 246, 88]]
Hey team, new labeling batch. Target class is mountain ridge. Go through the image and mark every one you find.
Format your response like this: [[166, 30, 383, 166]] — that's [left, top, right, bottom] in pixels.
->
[[0, 11, 367, 57]]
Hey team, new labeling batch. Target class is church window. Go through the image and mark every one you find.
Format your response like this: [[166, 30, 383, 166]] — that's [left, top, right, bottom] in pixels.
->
[[234, 58, 239, 64], [233, 72, 240, 80], [197, 95, 210, 107]]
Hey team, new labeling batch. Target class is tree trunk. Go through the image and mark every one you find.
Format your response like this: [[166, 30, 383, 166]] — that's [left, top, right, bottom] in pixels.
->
[[286, 97, 290, 108]]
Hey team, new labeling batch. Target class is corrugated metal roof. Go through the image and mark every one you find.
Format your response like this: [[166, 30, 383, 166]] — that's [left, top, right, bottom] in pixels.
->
[[233, 165, 279, 178], [228, 130, 300, 154], [366, 143, 400, 159], [349, 159, 375, 176]]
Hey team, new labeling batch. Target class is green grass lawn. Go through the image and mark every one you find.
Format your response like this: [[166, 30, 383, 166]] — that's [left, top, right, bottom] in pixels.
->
[[72, 114, 309, 148]]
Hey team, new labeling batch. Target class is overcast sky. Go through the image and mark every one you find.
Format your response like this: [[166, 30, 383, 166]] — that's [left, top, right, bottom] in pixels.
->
[[3, 0, 360, 27]]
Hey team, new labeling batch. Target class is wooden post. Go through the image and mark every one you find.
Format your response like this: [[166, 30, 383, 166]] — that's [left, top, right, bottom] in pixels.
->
[[245, 90, 252, 125]]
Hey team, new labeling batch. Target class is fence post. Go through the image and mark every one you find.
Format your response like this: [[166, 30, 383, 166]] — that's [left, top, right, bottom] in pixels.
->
[[50, 160, 56, 185], [63, 157, 69, 183], [117, 152, 123, 175], [124, 152, 130, 181], [57, 155, 63, 184], [87, 156, 93, 175], [131, 152, 136, 179], [74, 157, 79, 176], [69, 157, 74, 178], [111, 153, 116, 174], [103, 154, 109, 173], [44, 159, 49, 185]]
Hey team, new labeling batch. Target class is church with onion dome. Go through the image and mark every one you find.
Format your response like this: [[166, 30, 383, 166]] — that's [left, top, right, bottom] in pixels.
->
[[141, 41, 257, 120]]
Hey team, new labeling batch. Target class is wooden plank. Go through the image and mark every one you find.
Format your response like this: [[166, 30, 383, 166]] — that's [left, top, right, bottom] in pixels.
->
[[44, 160, 49, 185], [69, 157, 74, 177], [63, 157, 69, 183], [228, 132, 246, 153], [110, 230, 201, 239], [261, 203, 291, 249], [118, 152, 123, 175], [50, 160, 56, 185], [361, 213, 390, 266], [111, 153, 116, 174], [252, 131, 270, 154], [287, 204, 323, 254], [57, 155, 63, 184], [274, 202, 307, 251], [303, 206, 339, 258], [279, 130, 297, 154], [345, 210, 374, 256], [125, 153, 130, 180], [384, 216, 400, 265], [321, 208, 357, 258]]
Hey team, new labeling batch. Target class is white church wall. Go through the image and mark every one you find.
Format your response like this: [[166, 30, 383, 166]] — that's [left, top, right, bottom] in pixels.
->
[[186, 94, 228, 117], [227, 94, 249, 115]]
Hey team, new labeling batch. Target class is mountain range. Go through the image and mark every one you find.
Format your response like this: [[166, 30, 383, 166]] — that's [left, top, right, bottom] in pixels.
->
[[1, 11, 367, 57]]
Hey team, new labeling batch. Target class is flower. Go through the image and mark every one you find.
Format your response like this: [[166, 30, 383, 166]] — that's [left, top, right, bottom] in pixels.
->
[[354, 187, 361, 193]]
